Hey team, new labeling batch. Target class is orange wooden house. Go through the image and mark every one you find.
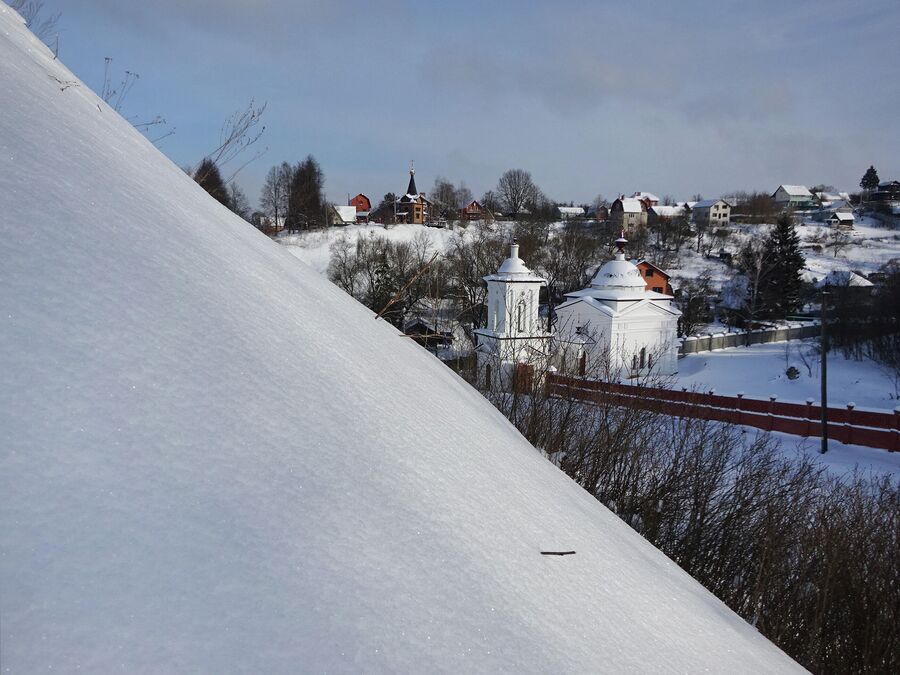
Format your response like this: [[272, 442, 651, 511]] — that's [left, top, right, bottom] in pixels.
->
[[459, 199, 494, 222], [633, 259, 673, 295]]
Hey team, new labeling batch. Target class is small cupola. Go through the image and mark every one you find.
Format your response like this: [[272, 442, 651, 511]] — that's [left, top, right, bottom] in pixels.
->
[[589, 236, 646, 292]]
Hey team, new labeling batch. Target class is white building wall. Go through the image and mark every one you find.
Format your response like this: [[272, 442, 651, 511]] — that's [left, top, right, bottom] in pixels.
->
[[555, 301, 679, 380], [479, 277, 548, 389]]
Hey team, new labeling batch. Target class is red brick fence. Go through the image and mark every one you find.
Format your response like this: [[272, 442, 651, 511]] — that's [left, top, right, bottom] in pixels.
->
[[546, 373, 900, 453]]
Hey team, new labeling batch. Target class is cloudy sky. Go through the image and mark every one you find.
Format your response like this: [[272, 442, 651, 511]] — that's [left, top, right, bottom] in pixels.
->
[[46, 0, 900, 207]]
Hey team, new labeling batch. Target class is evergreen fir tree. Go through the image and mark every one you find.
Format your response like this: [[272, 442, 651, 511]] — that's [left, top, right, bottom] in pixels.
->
[[860, 165, 880, 192], [193, 158, 231, 208], [757, 215, 805, 319], [285, 155, 325, 231]]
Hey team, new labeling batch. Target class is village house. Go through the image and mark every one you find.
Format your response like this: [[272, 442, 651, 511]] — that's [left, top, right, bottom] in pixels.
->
[[349, 193, 371, 223], [631, 259, 674, 295], [631, 191, 660, 209], [395, 165, 432, 224], [647, 203, 689, 228], [558, 206, 585, 220], [772, 185, 816, 210], [871, 180, 900, 213], [814, 191, 850, 208], [609, 197, 647, 231], [328, 204, 357, 226], [554, 237, 681, 380], [691, 199, 731, 227], [816, 270, 874, 291], [829, 211, 855, 229], [460, 200, 493, 222], [592, 204, 610, 221], [404, 317, 455, 352]]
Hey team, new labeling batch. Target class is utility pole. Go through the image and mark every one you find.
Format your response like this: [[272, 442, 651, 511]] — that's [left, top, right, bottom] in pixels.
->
[[820, 291, 829, 454]]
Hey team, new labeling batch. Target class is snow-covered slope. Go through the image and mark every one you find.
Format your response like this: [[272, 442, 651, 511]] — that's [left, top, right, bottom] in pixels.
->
[[0, 7, 801, 672]]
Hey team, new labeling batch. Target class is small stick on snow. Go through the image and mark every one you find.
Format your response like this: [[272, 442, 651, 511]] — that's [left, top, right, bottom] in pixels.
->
[[540, 551, 576, 556]]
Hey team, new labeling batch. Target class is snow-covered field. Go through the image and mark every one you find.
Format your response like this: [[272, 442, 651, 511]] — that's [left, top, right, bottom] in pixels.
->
[[676, 340, 898, 411], [0, 6, 802, 673], [279, 223, 457, 274]]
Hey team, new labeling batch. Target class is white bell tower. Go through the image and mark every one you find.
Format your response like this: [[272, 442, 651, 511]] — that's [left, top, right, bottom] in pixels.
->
[[474, 242, 550, 389]]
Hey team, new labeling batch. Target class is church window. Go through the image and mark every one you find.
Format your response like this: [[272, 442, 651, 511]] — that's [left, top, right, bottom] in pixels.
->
[[516, 300, 526, 332], [639, 347, 646, 369]]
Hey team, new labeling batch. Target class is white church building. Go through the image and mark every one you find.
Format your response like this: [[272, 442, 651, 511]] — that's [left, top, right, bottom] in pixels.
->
[[553, 236, 681, 380], [474, 242, 551, 389], [476, 238, 681, 388]]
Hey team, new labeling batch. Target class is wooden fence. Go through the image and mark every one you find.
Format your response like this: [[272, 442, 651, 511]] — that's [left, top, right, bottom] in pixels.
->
[[546, 373, 900, 453]]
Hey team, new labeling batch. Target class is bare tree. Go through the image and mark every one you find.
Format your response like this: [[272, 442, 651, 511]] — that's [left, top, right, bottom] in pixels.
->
[[456, 182, 473, 209], [228, 182, 251, 220], [827, 228, 851, 258], [259, 162, 292, 229], [496, 169, 538, 215], [195, 100, 268, 184], [675, 272, 713, 337], [10, 0, 59, 43], [431, 176, 459, 221]]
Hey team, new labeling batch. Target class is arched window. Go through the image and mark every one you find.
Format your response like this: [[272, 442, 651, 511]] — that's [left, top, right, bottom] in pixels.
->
[[639, 347, 646, 369], [516, 300, 526, 332]]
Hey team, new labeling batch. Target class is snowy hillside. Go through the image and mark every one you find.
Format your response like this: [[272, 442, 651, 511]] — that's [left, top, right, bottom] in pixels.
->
[[0, 6, 800, 673], [280, 223, 458, 275], [669, 216, 900, 291]]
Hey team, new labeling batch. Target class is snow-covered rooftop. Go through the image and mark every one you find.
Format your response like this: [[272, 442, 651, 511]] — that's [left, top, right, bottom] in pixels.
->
[[692, 198, 727, 209], [650, 205, 686, 217], [618, 197, 644, 213], [0, 6, 801, 672], [334, 204, 357, 223], [776, 184, 813, 197], [816, 270, 873, 288], [631, 191, 659, 202]]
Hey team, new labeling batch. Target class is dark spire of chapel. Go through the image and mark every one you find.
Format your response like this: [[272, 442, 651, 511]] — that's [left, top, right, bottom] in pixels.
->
[[406, 160, 418, 196]]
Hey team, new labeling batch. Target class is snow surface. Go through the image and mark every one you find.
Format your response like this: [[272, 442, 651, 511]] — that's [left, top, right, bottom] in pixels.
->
[[0, 7, 801, 672], [677, 341, 898, 411], [279, 223, 457, 276]]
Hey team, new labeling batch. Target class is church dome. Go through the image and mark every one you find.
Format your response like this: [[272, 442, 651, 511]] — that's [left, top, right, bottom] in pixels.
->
[[485, 242, 546, 283], [590, 237, 646, 291]]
